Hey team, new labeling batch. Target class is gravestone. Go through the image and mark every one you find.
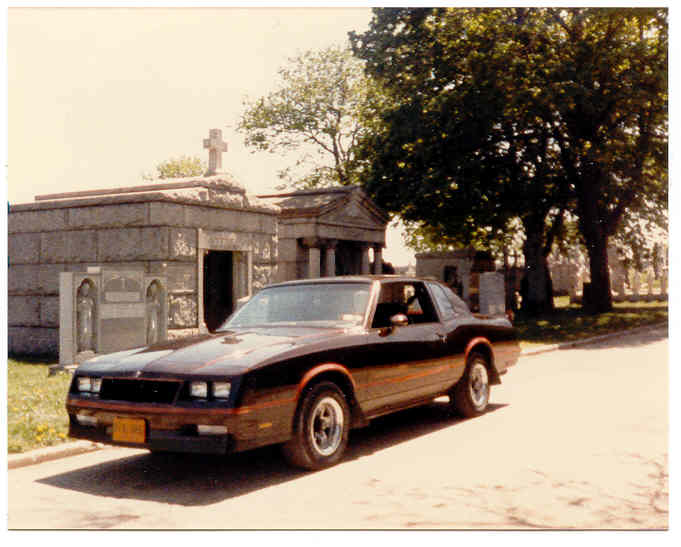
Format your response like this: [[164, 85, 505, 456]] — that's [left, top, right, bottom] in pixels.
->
[[59, 269, 167, 365], [660, 269, 668, 297], [632, 271, 641, 301], [478, 272, 506, 316], [608, 245, 626, 296], [646, 268, 656, 301]]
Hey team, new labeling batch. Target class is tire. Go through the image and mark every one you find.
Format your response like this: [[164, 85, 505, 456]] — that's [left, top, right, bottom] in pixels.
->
[[281, 381, 350, 470], [451, 352, 491, 417]]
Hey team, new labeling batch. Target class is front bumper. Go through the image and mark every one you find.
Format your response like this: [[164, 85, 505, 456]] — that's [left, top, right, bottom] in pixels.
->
[[69, 418, 232, 454]]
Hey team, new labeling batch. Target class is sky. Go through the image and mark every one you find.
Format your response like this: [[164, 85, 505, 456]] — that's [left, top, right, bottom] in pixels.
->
[[6, 6, 415, 266]]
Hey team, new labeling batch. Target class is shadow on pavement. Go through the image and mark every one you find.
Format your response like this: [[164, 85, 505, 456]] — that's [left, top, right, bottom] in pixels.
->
[[37, 401, 506, 507]]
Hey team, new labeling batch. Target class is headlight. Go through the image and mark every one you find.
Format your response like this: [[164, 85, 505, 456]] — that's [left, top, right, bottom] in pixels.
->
[[91, 378, 102, 393], [77, 377, 92, 392], [213, 381, 231, 399], [190, 381, 208, 398], [77, 376, 102, 393]]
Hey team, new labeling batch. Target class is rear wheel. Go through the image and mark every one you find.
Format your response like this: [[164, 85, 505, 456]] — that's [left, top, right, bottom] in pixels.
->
[[281, 381, 350, 470], [451, 352, 491, 417]]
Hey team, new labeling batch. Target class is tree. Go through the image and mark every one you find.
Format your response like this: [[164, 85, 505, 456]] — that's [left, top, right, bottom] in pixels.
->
[[142, 155, 206, 180], [238, 45, 373, 189], [351, 8, 667, 314]]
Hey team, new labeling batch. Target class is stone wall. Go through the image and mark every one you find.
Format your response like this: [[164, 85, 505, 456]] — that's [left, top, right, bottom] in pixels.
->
[[8, 182, 278, 355]]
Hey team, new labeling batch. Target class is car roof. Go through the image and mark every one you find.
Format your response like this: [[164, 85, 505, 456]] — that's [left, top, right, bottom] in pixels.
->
[[265, 275, 439, 289]]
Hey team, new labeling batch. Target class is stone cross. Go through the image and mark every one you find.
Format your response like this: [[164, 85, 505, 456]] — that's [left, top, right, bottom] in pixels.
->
[[203, 128, 228, 175]]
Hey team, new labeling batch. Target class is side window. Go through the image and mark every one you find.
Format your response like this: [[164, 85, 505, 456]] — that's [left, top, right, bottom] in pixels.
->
[[372, 282, 438, 327], [441, 284, 472, 318], [429, 283, 455, 321]]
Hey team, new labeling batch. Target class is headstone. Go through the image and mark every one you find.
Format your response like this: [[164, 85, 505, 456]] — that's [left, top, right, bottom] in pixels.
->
[[59, 270, 167, 365], [660, 269, 668, 297], [646, 268, 656, 299], [479, 272, 506, 316], [632, 271, 641, 301]]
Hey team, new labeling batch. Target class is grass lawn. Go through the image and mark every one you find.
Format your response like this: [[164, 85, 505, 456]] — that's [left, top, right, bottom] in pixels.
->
[[7, 359, 72, 454], [514, 298, 668, 348], [6, 298, 667, 454]]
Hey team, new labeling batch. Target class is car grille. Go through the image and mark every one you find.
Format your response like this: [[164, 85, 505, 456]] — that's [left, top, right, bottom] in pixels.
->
[[99, 378, 182, 404]]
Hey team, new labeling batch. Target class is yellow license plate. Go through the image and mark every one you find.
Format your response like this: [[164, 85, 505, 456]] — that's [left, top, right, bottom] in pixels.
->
[[113, 417, 146, 444]]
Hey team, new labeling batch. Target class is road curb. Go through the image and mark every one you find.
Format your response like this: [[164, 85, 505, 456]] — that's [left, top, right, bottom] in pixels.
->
[[520, 322, 668, 357], [8, 440, 106, 470]]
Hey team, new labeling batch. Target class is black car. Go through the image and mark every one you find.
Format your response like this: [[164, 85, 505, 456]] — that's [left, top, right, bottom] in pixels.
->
[[67, 276, 519, 469]]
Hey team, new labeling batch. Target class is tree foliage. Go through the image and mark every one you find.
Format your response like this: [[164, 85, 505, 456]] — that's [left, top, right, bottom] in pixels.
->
[[238, 45, 373, 189], [351, 7, 667, 314], [143, 155, 206, 180]]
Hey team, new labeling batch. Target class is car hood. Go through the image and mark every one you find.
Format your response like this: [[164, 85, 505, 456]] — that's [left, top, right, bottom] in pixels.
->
[[76, 326, 355, 378]]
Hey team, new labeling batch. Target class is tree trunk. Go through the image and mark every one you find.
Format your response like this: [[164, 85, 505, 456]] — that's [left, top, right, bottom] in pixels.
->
[[576, 171, 614, 315], [521, 220, 554, 315], [584, 231, 613, 314]]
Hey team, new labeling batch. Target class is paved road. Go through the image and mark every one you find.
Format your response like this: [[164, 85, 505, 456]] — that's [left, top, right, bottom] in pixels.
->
[[8, 326, 668, 529]]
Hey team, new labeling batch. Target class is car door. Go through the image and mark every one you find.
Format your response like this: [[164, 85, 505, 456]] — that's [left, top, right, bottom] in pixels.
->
[[361, 281, 451, 414], [426, 281, 470, 387]]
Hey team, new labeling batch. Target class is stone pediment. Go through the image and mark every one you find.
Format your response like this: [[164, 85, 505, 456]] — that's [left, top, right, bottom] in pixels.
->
[[319, 193, 387, 229]]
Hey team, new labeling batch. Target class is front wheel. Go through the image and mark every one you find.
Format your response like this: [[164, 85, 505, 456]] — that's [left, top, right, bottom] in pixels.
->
[[451, 352, 491, 417], [281, 381, 350, 470]]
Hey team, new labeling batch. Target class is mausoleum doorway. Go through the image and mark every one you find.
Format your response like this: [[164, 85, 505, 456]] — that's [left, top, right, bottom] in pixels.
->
[[203, 250, 234, 331]]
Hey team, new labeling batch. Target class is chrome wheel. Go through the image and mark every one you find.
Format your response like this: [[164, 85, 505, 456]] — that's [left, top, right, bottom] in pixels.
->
[[469, 361, 489, 409], [309, 396, 344, 457]]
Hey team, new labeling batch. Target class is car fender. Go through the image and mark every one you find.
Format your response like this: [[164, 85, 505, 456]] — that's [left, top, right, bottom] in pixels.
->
[[464, 336, 502, 385], [294, 363, 368, 427]]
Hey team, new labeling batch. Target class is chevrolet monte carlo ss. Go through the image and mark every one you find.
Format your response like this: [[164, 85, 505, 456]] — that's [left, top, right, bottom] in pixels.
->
[[67, 276, 520, 469]]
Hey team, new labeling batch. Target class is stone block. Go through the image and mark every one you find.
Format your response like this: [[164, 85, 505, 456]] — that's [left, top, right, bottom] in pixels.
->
[[277, 238, 298, 263], [8, 264, 65, 295], [8, 209, 68, 233], [8, 265, 39, 294], [41, 231, 98, 263], [8, 233, 41, 264], [261, 215, 277, 235], [98, 228, 169, 261], [169, 294, 197, 329], [149, 202, 187, 225], [239, 212, 261, 234], [8, 327, 59, 356], [170, 228, 197, 259], [68, 203, 147, 228], [185, 206, 241, 230], [41, 296, 60, 327], [41, 265, 68, 295], [8, 296, 41, 326], [148, 262, 197, 292]]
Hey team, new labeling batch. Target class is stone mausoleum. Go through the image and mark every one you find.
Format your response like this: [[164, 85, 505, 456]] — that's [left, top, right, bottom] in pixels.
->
[[8, 129, 388, 356]]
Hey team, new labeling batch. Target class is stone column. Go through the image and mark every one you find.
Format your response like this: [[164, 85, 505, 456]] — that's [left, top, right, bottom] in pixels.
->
[[373, 245, 383, 274], [324, 239, 337, 277], [360, 244, 371, 274], [302, 238, 321, 278]]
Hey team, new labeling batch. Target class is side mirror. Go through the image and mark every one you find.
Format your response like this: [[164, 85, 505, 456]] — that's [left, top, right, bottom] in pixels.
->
[[390, 313, 409, 327]]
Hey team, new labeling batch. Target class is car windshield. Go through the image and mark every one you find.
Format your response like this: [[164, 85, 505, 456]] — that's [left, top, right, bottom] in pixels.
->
[[220, 282, 372, 329]]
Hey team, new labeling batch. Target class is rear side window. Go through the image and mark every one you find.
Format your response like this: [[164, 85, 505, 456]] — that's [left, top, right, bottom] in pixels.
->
[[441, 284, 472, 318], [428, 282, 456, 321]]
